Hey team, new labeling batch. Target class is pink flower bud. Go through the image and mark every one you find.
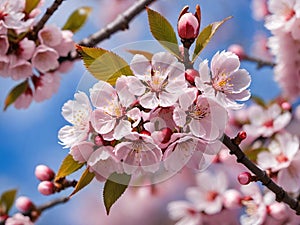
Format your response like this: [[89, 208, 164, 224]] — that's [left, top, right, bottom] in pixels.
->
[[281, 102, 291, 111], [177, 5, 201, 40], [238, 172, 252, 185], [38, 181, 55, 195], [35, 164, 55, 181], [94, 135, 104, 146], [140, 130, 151, 136], [222, 189, 242, 209], [15, 196, 34, 213], [185, 69, 199, 85], [228, 44, 245, 59], [238, 131, 247, 140]]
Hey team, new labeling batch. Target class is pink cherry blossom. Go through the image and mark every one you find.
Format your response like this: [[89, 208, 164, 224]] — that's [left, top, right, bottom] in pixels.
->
[[38, 25, 63, 47], [265, 0, 300, 40], [5, 213, 34, 225], [257, 132, 299, 172], [14, 87, 33, 109], [33, 72, 61, 102], [251, 0, 269, 21], [0, 55, 9, 77], [128, 52, 187, 109], [167, 201, 202, 225], [53, 30, 74, 57], [18, 38, 36, 60], [186, 171, 228, 214], [90, 80, 138, 140], [243, 103, 291, 138], [195, 51, 251, 110], [58, 91, 92, 148], [8, 56, 32, 80], [88, 145, 122, 180], [173, 92, 228, 141], [177, 12, 200, 40], [32, 45, 59, 73], [70, 141, 95, 163], [114, 132, 162, 175]]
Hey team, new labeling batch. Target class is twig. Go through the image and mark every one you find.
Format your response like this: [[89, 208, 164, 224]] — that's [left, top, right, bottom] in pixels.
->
[[243, 55, 276, 69], [36, 196, 69, 212], [78, 0, 156, 47], [222, 133, 300, 215], [29, 0, 65, 40]]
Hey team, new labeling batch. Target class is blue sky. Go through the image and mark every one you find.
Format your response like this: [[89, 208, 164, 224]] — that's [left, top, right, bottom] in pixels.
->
[[0, 0, 281, 224]]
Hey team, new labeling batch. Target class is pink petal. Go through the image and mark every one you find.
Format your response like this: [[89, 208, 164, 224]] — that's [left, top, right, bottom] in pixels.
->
[[70, 141, 94, 163], [89, 80, 116, 108], [91, 109, 116, 134], [139, 91, 159, 109]]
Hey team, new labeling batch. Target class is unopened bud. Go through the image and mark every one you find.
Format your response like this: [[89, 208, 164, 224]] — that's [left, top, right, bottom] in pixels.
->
[[281, 102, 291, 111], [228, 44, 245, 59], [38, 181, 55, 195], [35, 164, 55, 181], [15, 196, 34, 213], [185, 69, 199, 85], [238, 172, 253, 185], [160, 127, 173, 143], [140, 130, 151, 136], [177, 5, 201, 40], [94, 135, 104, 146]]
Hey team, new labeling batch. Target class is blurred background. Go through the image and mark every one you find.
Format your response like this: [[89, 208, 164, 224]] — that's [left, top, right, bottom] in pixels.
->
[[0, 0, 280, 224]]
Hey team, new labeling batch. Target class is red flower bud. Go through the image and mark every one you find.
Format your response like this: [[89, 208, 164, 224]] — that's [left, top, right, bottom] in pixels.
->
[[238, 172, 252, 185], [177, 5, 201, 40], [161, 127, 173, 143], [15, 196, 34, 213], [185, 69, 199, 85], [228, 44, 246, 60], [38, 181, 55, 195]]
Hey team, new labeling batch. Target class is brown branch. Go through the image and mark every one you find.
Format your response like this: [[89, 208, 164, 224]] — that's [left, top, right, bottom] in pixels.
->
[[222, 133, 300, 215], [242, 55, 276, 69], [29, 0, 65, 40], [78, 0, 156, 47], [36, 196, 69, 212]]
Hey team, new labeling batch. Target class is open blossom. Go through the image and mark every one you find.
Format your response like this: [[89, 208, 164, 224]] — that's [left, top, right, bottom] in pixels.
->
[[195, 51, 251, 110], [128, 52, 187, 109], [32, 45, 59, 73], [167, 201, 202, 225], [186, 171, 228, 215], [5, 213, 34, 225], [58, 91, 92, 148], [173, 89, 228, 141], [90, 79, 139, 140], [265, 0, 300, 40], [243, 103, 291, 138], [257, 132, 299, 172], [114, 132, 162, 175]]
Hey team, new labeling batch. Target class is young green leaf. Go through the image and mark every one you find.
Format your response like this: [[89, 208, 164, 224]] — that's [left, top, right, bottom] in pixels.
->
[[55, 154, 84, 182], [251, 95, 267, 108], [126, 49, 153, 61], [147, 8, 181, 59], [0, 189, 17, 214], [76, 45, 133, 86], [4, 80, 28, 111], [25, 0, 40, 14], [103, 173, 131, 215], [69, 168, 95, 197], [192, 16, 232, 62], [62, 7, 92, 33]]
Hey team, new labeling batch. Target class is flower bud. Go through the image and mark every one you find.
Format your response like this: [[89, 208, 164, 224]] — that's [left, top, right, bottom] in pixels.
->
[[15, 196, 34, 213], [238, 172, 252, 185], [160, 127, 173, 143], [185, 69, 199, 85], [228, 44, 245, 60], [177, 5, 201, 40], [35, 164, 55, 181], [38, 181, 55, 195]]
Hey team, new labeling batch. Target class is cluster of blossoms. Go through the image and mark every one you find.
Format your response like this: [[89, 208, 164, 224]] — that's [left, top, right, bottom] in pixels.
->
[[167, 99, 300, 225], [58, 49, 251, 184], [0, 0, 74, 109], [264, 0, 300, 100]]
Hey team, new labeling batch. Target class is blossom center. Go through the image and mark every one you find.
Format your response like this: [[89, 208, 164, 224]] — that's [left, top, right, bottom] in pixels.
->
[[285, 9, 295, 21], [263, 120, 273, 128], [189, 104, 210, 120], [276, 153, 288, 163], [206, 191, 218, 201], [212, 73, 232, 93]]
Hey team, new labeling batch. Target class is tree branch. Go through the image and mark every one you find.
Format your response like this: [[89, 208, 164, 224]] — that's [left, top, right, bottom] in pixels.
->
[[36, 196, 69, 212], [222, 133, 300, 215], [29, 0, 65, 40], [78, 0, 156, 47], [242, 55, 276, 69]]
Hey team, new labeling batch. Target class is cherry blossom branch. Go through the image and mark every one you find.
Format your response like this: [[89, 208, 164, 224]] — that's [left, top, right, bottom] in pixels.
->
[[242, 55, 276, 69], [36, 196, 69, 212], [78, 0, 156, 47], [222, 133, 300, 215], [29, 0, 65, 39]]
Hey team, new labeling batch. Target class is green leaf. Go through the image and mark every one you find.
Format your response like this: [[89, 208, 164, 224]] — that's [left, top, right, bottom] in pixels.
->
[[4, 80, 28, 111], [126, 49, 153, 61], [0, 189, 17, 214], [147, 8, 181, 59], [55, 154, 84, 182], [25, 0, 40, 14], [244, 147, 268, 162], [77, 45, 133, 85], [251, 95, 267, 108], [62, 7, 92, 33], [192, 16, 232, 62], [103, 173, 131, 215], [69, 168, 94, 197]]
